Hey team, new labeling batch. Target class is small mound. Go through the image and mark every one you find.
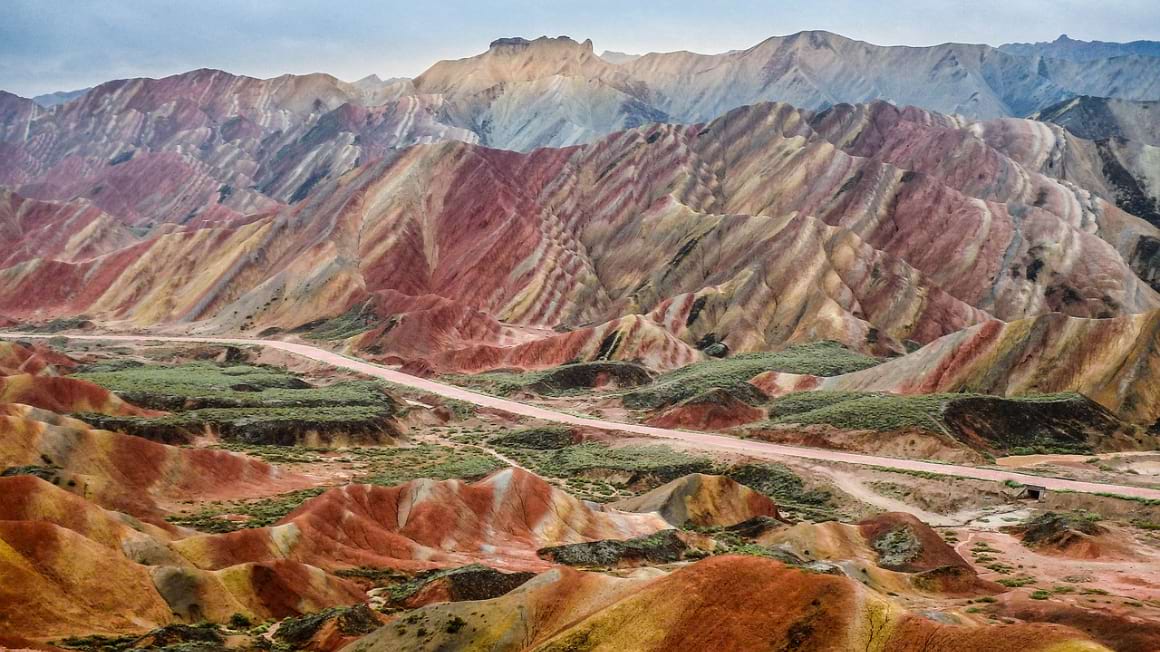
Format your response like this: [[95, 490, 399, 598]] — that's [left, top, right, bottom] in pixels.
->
[[0, 520, 174, 640], [610, 473, 780, 527], [0, 340, 76, 376], [645, 387, 765, 430], [151, 560, 366, 623], [858, 512, 970, 573], [0, 374, 150, 416], [999, 596, 1160, 652], [1010, 512, 1127, 559]]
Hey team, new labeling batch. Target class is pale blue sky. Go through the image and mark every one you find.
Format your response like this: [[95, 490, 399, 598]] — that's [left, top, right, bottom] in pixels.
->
[[3, 0, 1158, 97]]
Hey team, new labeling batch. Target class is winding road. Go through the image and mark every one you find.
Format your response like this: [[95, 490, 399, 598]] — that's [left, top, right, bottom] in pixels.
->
[[10, 332, 1160, 501]]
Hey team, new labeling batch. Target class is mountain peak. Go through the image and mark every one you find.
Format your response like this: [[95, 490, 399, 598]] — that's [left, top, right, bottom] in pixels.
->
[[488, 35, 594, 53]]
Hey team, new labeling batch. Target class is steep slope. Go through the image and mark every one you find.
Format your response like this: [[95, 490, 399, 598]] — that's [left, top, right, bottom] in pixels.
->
[[5, 101, 1160, 373], [0, 477, 365, 641], [1032, 96, 1160, 146], [0, 69, 476, 230]]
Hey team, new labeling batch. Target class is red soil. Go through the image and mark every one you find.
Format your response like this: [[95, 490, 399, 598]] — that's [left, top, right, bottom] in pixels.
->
[[175, 468, 670, 573]]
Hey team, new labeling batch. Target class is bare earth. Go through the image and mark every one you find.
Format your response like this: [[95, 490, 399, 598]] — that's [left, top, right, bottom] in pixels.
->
[[12, 332, 1160, 501]]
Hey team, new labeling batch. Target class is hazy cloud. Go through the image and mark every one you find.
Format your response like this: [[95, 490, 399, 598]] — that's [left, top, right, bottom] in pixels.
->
[[2, 0, 1158, 97]]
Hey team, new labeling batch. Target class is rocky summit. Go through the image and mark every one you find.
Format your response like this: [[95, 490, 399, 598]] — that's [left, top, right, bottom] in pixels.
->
[[1, 10, 1160, 652]]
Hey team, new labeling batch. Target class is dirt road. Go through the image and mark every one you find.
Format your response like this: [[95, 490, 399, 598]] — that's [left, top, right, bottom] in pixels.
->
[[12, 332, 1160, 501]]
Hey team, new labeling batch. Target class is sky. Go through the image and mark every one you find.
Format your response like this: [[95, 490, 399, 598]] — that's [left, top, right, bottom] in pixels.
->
[[3, 0, 1159, 97]]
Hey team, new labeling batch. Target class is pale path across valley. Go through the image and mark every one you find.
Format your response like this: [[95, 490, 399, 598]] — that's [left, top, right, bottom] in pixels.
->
[[12, 333, 1160, 501]]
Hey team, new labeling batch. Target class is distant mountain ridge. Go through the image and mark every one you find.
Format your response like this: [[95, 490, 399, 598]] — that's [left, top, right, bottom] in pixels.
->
[[7, 31, 1160, 154], [30, 87, 90, 108], [1000, 33, 1160, 62]]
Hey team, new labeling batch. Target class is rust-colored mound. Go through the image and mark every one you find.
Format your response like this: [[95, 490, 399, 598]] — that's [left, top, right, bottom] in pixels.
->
[[1009, 512, 1136, 560], [756, 512, 998, 597], [0, 340, 76, 376], [0, 475, 180, 554], [857, 512, 969, 573], [0, 404, 309, 517], [173, 467, 670, 573], [346, 556, 1109, 651], [151, 560, 366, 624], [610, 473, 779, 528], [645, 388, 765, 430], [999, 596, 1160, 652], [0, 373, 150, 416], [0, 520, 174, 639], [0, 476, 365, 642], [0, 341, 148, 415]]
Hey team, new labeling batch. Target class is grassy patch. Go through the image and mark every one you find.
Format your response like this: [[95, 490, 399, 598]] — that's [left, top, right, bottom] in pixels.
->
[[749, 391, 1100, 455], [488, 426, 574, 450], [622, 342, 881, 410], [351, 444, 506, 487], [75, 361, 390, 410]]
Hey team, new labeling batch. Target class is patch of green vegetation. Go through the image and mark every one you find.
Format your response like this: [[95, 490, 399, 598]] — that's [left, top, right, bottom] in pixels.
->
[[488, 426, 574, 450], [539, 529, 690, 567], [1030, 589, 1052, 600], [29, 316, 93, 333], [444, 361, 654, 398], [167, 487, 326, 532], [382, 564, 533, 604], [764, 391, 873, 418], [723, 463, 834, 518], [622, 342, 881, 410], [1092, 492, 1160, 507], [57, 623, 224, 652], [497, 442, 712, 490], [276, 604, 381, 647], [750, 391, 1103, 455], [75, 361, 391, 410], [764, 393, 961, 433], [291, 301, 378, 341], [997, 576, 1038, 588], [353, 444, 505, 487], [80, 405, 395, 445], [442, 368, 554, 397]]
